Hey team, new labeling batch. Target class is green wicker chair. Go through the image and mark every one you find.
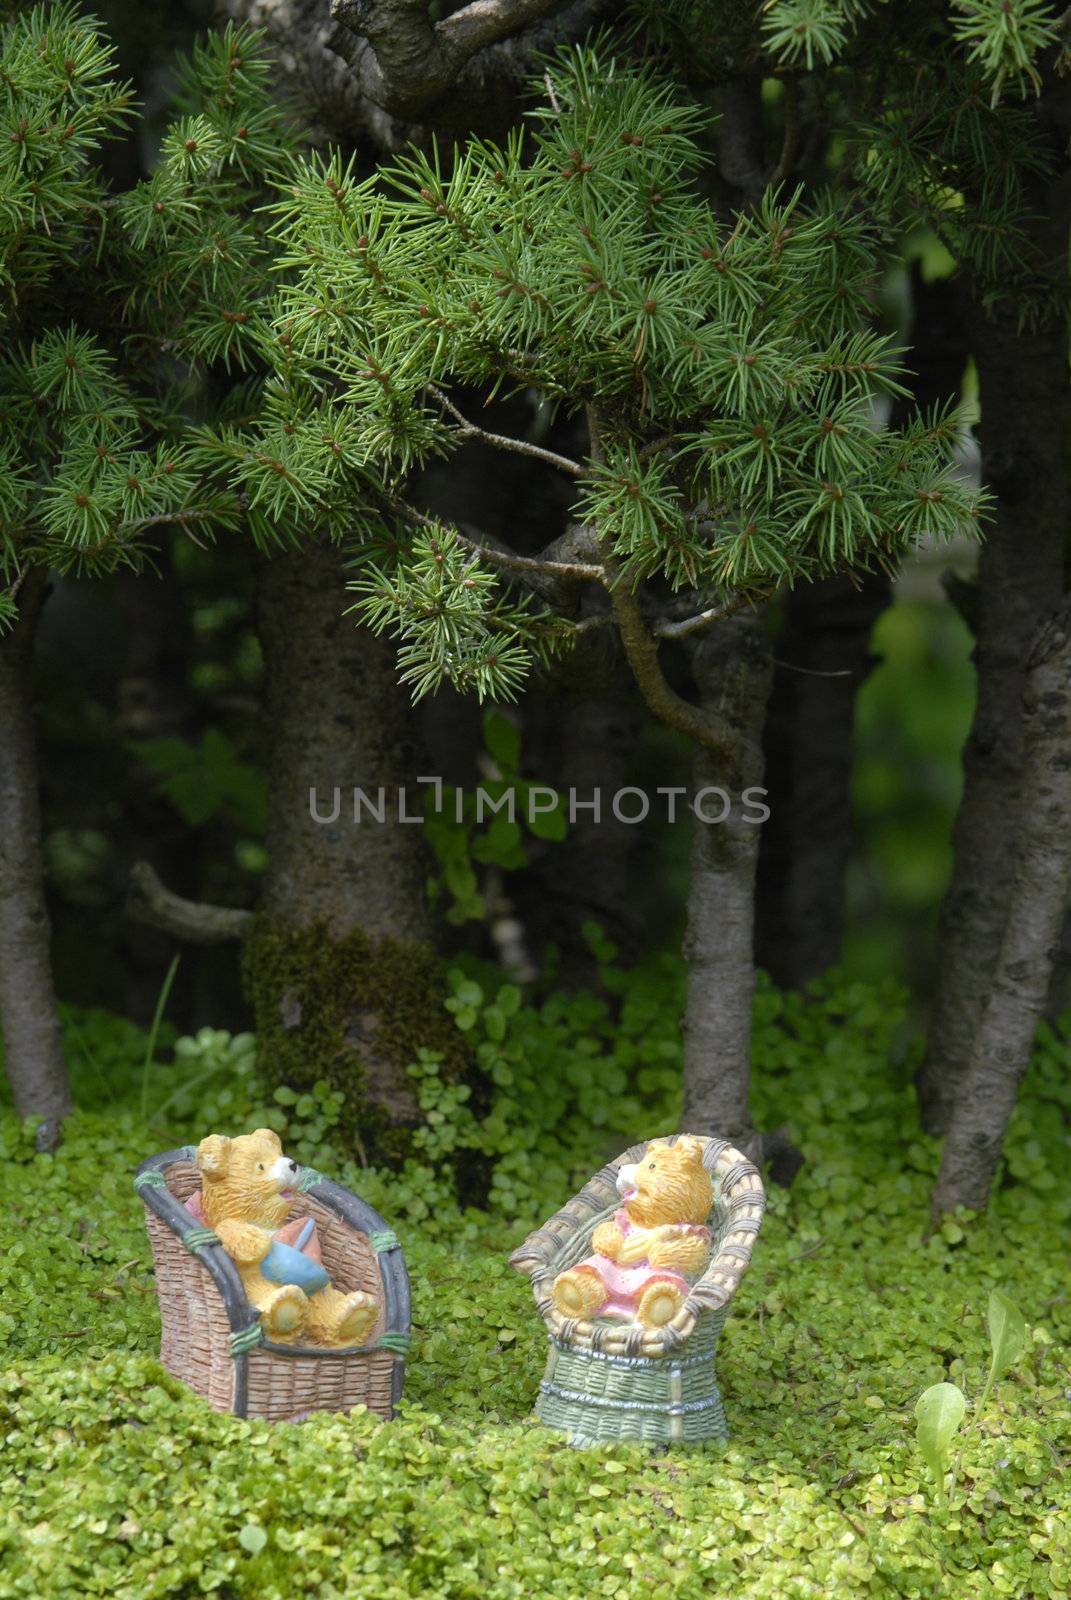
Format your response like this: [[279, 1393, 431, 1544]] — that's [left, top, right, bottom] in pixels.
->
[[509, 1134, 765, 1446]]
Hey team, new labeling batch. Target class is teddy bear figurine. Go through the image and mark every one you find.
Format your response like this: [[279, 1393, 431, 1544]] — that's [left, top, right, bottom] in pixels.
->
[[193, 1128, 378, 1347], [551, 1136, 714, 1328]]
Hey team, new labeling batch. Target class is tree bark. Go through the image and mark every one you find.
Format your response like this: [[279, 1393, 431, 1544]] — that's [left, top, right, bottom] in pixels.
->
[[932, 599, 1071, 1216], [917, 290, 1069, 1133], [755, 572, 887, 987], [756, 268, 970, 990], [680, 610, 773, 1146], [245, 540, 465, 1161], [224, 0, 609, 149], [519, 631, 659, 973], [0, 569, 71, 1149]]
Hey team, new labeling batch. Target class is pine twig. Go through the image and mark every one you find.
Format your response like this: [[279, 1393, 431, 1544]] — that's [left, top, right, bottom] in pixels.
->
[[425, 385, 585, 478], [653, 595, 750, 639], [390, 494, 605, 582]]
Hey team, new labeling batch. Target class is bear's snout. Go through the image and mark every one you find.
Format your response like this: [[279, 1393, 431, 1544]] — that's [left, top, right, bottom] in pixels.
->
[[616, 1162, 639, 1199], [269, 1154, 300, 1188]]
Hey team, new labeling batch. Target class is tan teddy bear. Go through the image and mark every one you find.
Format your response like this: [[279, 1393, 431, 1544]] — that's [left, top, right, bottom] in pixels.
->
[[195, 1128, 377, 1347], [552, 1136, 714, 1328]]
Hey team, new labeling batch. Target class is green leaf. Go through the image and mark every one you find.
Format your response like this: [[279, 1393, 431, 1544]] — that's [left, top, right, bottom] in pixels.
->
[[986, 1289, 1026, 1387], [483, 710, 521, 775], [238, 1524, 267, 1555], [522, 786, 567, 842], [915, 1382, 965, 1505], [496, 984, 522, 1016]]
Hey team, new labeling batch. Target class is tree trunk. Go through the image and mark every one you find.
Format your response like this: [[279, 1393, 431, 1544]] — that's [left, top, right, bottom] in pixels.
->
[[755, 572, 887, 986], [244, 540, 465, 1163], [680, 611, 773, 1145], [932, 599, 1071, 1215], [520, 635, 658, 975], [0, 568, 71, 1149], [917, 290, 1069, 1133], [756, 269, 969, 991]]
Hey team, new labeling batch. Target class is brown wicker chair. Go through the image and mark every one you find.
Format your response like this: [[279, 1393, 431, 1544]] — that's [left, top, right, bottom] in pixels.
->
[[136, 1146, 410, 1423], [510, 1134, 764, 1445]]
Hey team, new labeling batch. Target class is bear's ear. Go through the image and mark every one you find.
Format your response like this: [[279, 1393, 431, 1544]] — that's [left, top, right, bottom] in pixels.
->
[[253, 1127, 282, 1154], [677, 1134, 704, 1162], [197, 1134, 232, 1181]]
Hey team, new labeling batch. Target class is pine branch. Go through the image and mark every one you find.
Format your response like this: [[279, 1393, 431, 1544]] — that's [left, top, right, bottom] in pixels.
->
[[425, 386, 584, 477], [607, 569, 735, 759]]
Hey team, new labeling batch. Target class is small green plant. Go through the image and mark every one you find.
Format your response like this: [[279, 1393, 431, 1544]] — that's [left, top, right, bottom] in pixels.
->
[[153, 1026, 257, 1127], [914, 1287, 1027, 1507], [914, 1382, 966, 1509], [423, 710, 567, 924], [129, 729, 267, 835], [263, 1079, 347, 1166], [138, 955, 181, 1122]]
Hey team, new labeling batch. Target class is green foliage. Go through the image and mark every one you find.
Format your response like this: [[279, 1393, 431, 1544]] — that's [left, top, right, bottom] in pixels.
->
[[915, 1381, 967, 1507], [423, 710, 567, 924], [129, 728, 267, 833], [0, 2, 133, 318], [111, 21, 292, 361], [760, 0, 874, 70], [914, 1288, 1028, 1506], [0, 15, 291, 613], [755, 0, 1061, 100], [221, 48, 985, 705], [847, 596, 976, 990], [351, 526, 552, 703], [950, 0, 1061, 102], [151, 1027, 257, 1127], [2, 969, 1071, 1596]]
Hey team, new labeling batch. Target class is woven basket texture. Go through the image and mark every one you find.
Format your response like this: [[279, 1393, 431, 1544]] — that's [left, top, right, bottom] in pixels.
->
[[143, 1157, 399, 1423]]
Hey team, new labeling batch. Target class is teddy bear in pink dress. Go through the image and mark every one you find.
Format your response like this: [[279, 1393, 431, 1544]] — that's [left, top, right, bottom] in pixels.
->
[[551, 1136, 714, 1329]]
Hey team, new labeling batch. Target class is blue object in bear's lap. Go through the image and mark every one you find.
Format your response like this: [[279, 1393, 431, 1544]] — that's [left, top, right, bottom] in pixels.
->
[[261, 1218, 330, 1294]]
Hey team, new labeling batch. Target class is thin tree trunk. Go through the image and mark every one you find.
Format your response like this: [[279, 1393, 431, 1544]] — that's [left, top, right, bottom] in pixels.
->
[[756, 572, 887, 986], [917, 290, 1069, 1133], [244, 540, 465, 1162], [0, 568, 71, 1149], [681, 611, 773, 1145], [756, 269, 969, 990], [932, 599, 1071, 1215], [521, 639, 654, 974]]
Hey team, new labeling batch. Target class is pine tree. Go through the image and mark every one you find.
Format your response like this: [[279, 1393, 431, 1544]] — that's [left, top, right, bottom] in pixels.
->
[[0, 8, 287, 1141], [218, 0, 1066, 1177], [208, 42, 983, 1149]]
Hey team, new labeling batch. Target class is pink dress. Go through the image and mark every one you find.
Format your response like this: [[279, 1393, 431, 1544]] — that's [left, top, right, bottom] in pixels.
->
[[578, 1208, 710, 1320]]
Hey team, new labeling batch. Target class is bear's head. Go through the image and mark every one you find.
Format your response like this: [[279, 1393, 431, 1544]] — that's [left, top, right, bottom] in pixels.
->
[[615, 1135, 713, 1229], [195, 1128, 300, 1229]]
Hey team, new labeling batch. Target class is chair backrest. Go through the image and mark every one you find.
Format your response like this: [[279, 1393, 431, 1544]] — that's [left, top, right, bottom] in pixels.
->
[[509, 1133, 765, 1359]]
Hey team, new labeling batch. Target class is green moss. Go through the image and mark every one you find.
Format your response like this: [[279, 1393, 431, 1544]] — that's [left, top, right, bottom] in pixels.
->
[[2, 970, 1071, 1597], [241, 915, 470, 1165]]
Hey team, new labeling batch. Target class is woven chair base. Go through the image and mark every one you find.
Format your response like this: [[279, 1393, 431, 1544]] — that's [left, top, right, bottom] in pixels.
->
[[535, 1312, 729, 1446]]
